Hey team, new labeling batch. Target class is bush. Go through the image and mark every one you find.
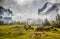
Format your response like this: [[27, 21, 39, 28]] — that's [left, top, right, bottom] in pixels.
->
[[24, 24, 32, 30], [36, 27, 44, 31], [35, 26, 57, 31], [0, 20, 4, 25], [36, 26, 50, 31], [51, 20, 60, 28], [31, 27, 34, 30], [42, 18, 50, 26]]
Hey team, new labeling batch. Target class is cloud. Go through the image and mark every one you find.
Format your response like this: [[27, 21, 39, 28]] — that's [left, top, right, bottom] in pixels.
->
[[14, 0, 34, 6], [0, 0, 59, 24], [49, 0, 56, 4]]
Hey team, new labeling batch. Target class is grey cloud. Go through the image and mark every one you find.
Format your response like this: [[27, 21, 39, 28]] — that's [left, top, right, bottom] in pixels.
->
[[0, 0, 59, 24]]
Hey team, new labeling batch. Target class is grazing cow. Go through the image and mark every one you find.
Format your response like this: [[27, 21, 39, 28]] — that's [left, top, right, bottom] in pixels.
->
[[34, 32, 41, 37]]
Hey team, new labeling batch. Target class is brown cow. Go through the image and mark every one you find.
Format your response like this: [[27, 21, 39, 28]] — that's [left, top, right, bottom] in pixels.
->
[[34, 32, 41, 37]]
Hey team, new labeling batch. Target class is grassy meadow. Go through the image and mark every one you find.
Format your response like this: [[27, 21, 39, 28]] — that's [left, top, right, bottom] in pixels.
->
[[0, 25, 60, 39]]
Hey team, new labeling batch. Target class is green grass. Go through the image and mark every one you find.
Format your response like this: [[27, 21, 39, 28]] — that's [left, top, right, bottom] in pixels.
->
[[0, 25, 60, 39]]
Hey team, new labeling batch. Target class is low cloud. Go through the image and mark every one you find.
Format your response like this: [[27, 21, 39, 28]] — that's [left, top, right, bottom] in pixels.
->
[[0, 0, 59, 24]]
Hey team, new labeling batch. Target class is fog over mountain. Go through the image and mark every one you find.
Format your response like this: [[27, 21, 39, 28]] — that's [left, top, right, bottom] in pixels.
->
[[0, 0, 60, 25]]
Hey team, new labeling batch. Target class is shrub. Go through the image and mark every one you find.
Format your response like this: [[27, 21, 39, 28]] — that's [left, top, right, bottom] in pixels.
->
[[51, 20, 60, 28], [24, 24, 32, 30], [0, 20, 4, 25], [36, 26, 59, 32], [42, 18, 50, 26], [31, 27, 34, 30]]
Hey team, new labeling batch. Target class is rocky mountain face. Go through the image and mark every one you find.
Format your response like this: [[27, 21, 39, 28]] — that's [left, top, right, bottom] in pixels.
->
[[0, 0, 60, 25], [38, 1, 60, 15], [0, 6, 13, 23], [35, 0, 60, 25]]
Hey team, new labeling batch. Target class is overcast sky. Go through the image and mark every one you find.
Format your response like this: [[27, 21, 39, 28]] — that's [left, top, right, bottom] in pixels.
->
[[0, 0, 60, 21]]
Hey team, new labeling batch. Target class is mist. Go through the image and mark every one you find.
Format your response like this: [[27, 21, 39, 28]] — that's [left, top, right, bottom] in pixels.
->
[[0, 0, 60, 25]]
